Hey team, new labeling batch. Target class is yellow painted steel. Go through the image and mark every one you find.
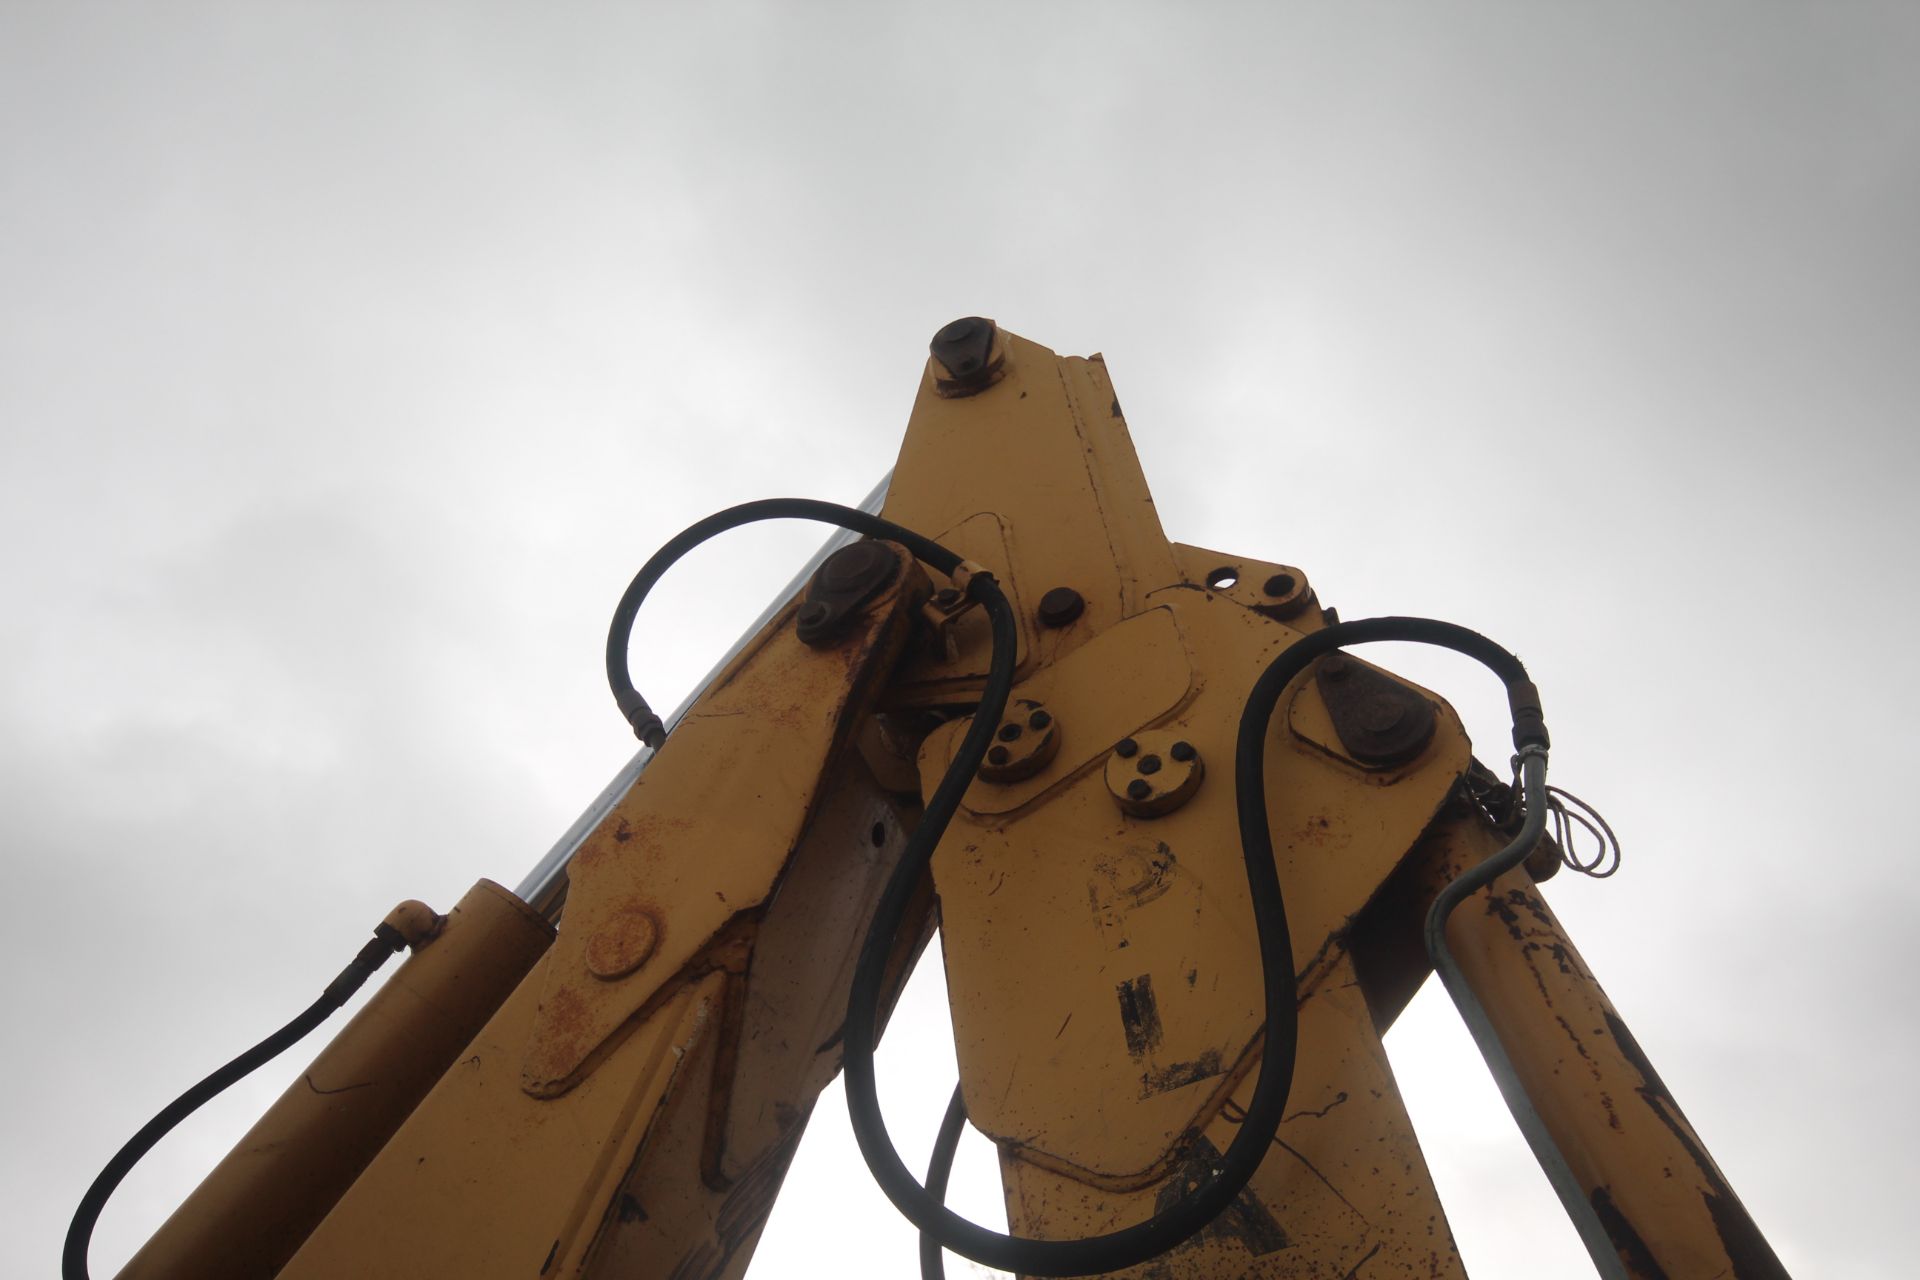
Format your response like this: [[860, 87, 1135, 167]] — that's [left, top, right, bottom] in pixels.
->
[[278, 550, 934, 1279], [118, 880, 553, 1280], [128, 322, 1783, 1279], [889, 333, 1477, 1273], [1410, 813, 1780, 1278]]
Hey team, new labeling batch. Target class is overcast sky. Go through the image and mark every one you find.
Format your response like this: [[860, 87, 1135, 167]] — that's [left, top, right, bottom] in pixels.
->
[[4, 3, 1916, 1277]]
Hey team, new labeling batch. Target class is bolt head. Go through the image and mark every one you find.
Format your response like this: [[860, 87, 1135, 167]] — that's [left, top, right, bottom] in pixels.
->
[[1037, 586, 1085, 629], [998, 722, 1023, 742], [1170, 740, 1196, 762], [798, 602, 831, 628], [986, 745, 1010, 767], [1136, 754, 1163, 775], [586, 908, 660, 981], [1115, 737, 1138, 759], [821, 541, 889, 591], [1028, 709, 1052, 729], [1127, 779, 1152, 800], [933, 316, 989, 345], [929, 316, 999, 394]]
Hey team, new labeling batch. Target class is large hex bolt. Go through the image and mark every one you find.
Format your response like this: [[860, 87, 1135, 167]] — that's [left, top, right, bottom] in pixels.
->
[[1105, 729, 1205, 818], [1036, 586, 1085, 629], [796, 540, 901, 647], [929, 316, 1004, 397], [976, 698, 1061, 784]]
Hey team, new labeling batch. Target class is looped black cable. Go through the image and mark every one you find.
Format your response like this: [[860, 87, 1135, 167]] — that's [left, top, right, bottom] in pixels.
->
[[604, 501, 1546, 1276], [864, 615, 1540, 1276], [605, 499, 964, 747], [919, 1085, 969, 1280], [1546, 784, 1622, 877], [64, 930, 404, 1280]]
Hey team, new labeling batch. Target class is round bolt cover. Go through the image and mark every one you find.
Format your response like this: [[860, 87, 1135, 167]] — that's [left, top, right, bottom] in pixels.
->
[[1106, 728, 1204, 818], [586, 906, 661, 981], [1036, 586, 1085, 629], [976, 698, 1060, 784]]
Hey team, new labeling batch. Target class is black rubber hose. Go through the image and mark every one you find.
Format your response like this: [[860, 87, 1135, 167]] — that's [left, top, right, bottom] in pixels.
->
[[844, 614, 1541, 1276], [602, 501, 1543, 1275], [63, 933, 400, 1280], [605, 498, 965, 747], [918, 1085, 969, 1280], [844, 577, 1296, 1276]]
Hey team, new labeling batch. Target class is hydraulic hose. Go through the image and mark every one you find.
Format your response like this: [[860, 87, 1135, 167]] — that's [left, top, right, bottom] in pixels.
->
[[866, 616, 1548, 1276], [1424, 748, 1630, 1280], [608, 500, 1302, 1274], [606, 502, 1558, 1276], [605, 498, 964, 747], [63, 928, 406, 1280], [919, 1085, 970, 1280]]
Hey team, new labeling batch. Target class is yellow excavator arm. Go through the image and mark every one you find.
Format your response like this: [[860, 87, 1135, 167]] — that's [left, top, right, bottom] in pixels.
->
[[81, 322, 1786, 1280]]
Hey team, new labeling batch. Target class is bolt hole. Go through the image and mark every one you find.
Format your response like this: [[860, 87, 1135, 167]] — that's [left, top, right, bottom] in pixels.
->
[[1206, 567, 1239, 591], [1263, 573, 1296, 597], [987, 745, 1011, 766], [1137, 754, 1163, 775], [1028, 709, 1052, 730], [870, 822, 886, 847], [998, 722, 1023, 742]]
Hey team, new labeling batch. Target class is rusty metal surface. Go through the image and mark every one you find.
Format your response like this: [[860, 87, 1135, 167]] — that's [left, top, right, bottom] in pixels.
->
[[283, 771, 934, 1280], [1387, 811, 1790, 1279], [1312, 654, 1439, 768], [577, 769, 934, 1280], [517, 542, 925, 1098], [513, 474, 895, 923], [278, 558, 938, 1278]]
